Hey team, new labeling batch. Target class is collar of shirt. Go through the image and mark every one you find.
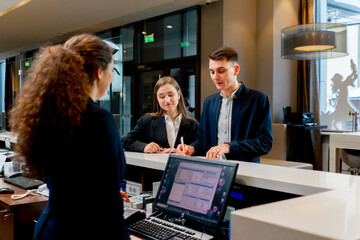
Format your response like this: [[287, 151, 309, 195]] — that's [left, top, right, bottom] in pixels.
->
[[217, 85, 240, 146], [164, 114, 182, 148], [220, 84, 240, 100]]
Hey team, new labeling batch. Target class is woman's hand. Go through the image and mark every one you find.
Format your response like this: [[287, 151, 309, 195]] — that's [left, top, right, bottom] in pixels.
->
[[144, 142, 161, 153], [162, 148, 177, 153], [176, 144, 195, 156]]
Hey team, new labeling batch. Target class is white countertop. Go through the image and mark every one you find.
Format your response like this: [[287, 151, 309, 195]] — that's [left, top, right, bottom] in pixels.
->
[[125, 151, 360, 240], [231, 189, 360, 239], [3, 133, 359, 238], [125, 151, 360, 195]]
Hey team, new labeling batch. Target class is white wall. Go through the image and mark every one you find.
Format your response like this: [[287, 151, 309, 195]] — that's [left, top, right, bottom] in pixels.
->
[[201, 0, 299, 122], [256, 0, 274, 109], [223, 0, 257, 89], [200, 0, 298, 122], [272, 0, 298, 122], [257, 0, 298, 123], [200, 1, 223, 110]]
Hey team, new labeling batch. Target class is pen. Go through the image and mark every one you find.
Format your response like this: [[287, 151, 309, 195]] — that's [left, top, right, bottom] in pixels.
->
[[180, 136, 185, 156]]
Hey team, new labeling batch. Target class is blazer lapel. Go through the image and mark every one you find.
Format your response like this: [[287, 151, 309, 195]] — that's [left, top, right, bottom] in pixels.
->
[[152, 117, 169, 148], [175, 118, 191, 144]]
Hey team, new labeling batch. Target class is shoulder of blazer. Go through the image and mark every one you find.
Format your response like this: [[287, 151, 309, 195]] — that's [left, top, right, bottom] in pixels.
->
[[181, 117, 198, 128], [204, 92, 221, 103], [152, 115, 166, 126], [137, 114, 158, 124], [235, 82, 268, 100], [203, 93, 221, 111]]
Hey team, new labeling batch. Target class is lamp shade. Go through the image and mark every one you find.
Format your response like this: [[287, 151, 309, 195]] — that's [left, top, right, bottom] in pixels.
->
[[281, 23, 348, 60]]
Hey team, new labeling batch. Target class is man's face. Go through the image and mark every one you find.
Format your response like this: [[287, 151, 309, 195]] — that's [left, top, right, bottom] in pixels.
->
[[209, 58, 240, 91]]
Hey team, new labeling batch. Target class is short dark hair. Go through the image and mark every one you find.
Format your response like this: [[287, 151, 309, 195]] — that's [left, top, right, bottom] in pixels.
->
[[208, 46, 238, 64]]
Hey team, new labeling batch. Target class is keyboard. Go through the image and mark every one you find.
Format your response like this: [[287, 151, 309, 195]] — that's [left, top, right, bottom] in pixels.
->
[[4, 175, 44, 190], [128, 217, 213, 240]]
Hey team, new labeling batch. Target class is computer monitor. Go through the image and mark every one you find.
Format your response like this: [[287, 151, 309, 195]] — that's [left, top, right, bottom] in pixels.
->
[[154, 154, 238, 229]]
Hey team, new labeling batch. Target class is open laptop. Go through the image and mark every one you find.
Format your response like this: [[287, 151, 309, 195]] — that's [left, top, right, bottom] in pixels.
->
[[127, 154, 239, 240]]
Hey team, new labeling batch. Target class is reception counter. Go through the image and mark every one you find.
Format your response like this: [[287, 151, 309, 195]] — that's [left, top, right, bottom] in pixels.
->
[[125, 152, 360, 240]]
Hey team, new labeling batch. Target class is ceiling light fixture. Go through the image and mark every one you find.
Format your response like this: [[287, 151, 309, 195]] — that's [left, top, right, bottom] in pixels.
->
[[281, 23, 348, 60]]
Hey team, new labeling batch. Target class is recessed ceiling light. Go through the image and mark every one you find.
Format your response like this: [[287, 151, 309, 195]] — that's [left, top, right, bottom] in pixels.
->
[[167, 25, 173, 29]]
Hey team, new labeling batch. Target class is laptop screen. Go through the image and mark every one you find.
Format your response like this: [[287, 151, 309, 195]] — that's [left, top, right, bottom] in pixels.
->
[[154, 154, 238, 229]]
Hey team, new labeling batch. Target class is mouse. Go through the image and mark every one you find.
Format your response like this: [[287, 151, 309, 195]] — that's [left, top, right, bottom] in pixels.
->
[[0, 188, 14, 194]]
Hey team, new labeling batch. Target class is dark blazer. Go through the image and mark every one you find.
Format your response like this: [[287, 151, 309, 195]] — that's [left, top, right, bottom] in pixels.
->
[[191, 82, 273, 163], [33, 99, 129, 240], [122, 115, 198, 152]]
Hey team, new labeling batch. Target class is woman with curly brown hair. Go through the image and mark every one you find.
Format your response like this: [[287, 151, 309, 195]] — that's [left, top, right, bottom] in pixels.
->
[[10, 34, 129, 240]]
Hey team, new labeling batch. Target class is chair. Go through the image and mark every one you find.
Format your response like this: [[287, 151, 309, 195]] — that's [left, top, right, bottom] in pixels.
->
[[340, 149, 360, 175]]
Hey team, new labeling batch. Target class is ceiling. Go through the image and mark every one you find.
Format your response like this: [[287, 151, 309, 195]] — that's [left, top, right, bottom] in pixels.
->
[[0, 0, 211, 60]]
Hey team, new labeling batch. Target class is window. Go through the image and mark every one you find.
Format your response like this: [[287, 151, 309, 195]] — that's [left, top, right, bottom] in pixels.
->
[[318, 0, 360, 130], [137, 8, 198, 62], [1, 7, 199, 137]]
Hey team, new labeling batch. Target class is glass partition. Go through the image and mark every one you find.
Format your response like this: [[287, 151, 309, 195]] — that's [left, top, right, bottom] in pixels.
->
[[97, 35, 132, 136]]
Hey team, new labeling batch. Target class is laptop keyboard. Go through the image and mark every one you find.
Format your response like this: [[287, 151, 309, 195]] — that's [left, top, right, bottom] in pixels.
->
[[4, 175, 44, 189], [128, 217, 213, 240]]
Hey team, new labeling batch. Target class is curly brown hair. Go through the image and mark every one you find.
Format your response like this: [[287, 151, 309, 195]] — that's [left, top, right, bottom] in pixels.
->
[[10, 45, 89, 177], [10, 34, 113, 178]]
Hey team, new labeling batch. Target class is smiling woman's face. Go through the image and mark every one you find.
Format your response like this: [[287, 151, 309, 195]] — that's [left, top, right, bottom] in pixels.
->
[[156, 83, 180, 116]]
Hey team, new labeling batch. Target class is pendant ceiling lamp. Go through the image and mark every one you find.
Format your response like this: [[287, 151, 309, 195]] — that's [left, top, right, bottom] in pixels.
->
[[281, 23, 348, 60]]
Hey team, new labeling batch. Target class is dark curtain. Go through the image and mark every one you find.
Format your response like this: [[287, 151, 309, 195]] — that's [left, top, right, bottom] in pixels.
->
[[297, 0, 322, 170]]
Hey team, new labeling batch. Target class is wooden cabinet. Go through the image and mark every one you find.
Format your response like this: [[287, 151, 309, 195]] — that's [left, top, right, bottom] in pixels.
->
[[0, 207, 14, 240], [0, 179, 47, 240]]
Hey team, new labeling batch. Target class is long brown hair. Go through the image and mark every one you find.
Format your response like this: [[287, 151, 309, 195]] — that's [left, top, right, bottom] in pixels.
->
[[148, 76, 195, 121], [10, 34, 113, 178]]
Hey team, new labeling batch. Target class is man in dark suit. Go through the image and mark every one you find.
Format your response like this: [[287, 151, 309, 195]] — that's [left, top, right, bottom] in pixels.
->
[[178, 46, 272, 162]]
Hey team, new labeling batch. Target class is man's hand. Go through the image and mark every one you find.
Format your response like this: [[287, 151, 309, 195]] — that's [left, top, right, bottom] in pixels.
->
[[206, 144, 230, 160]]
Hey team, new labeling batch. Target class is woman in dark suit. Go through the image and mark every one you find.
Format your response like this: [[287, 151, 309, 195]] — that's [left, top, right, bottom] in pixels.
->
[[123, 76, 198, 153], [10, 34, 129, 240]]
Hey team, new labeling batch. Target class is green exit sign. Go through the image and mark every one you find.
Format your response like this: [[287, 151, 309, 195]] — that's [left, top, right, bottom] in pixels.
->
[[181, 42, 190, 47], [144, 34, 154, 43]]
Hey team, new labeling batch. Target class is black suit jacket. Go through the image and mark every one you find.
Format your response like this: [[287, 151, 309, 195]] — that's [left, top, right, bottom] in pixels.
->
[[33, 99, 129, 240], [122, 114, 198, 152]]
